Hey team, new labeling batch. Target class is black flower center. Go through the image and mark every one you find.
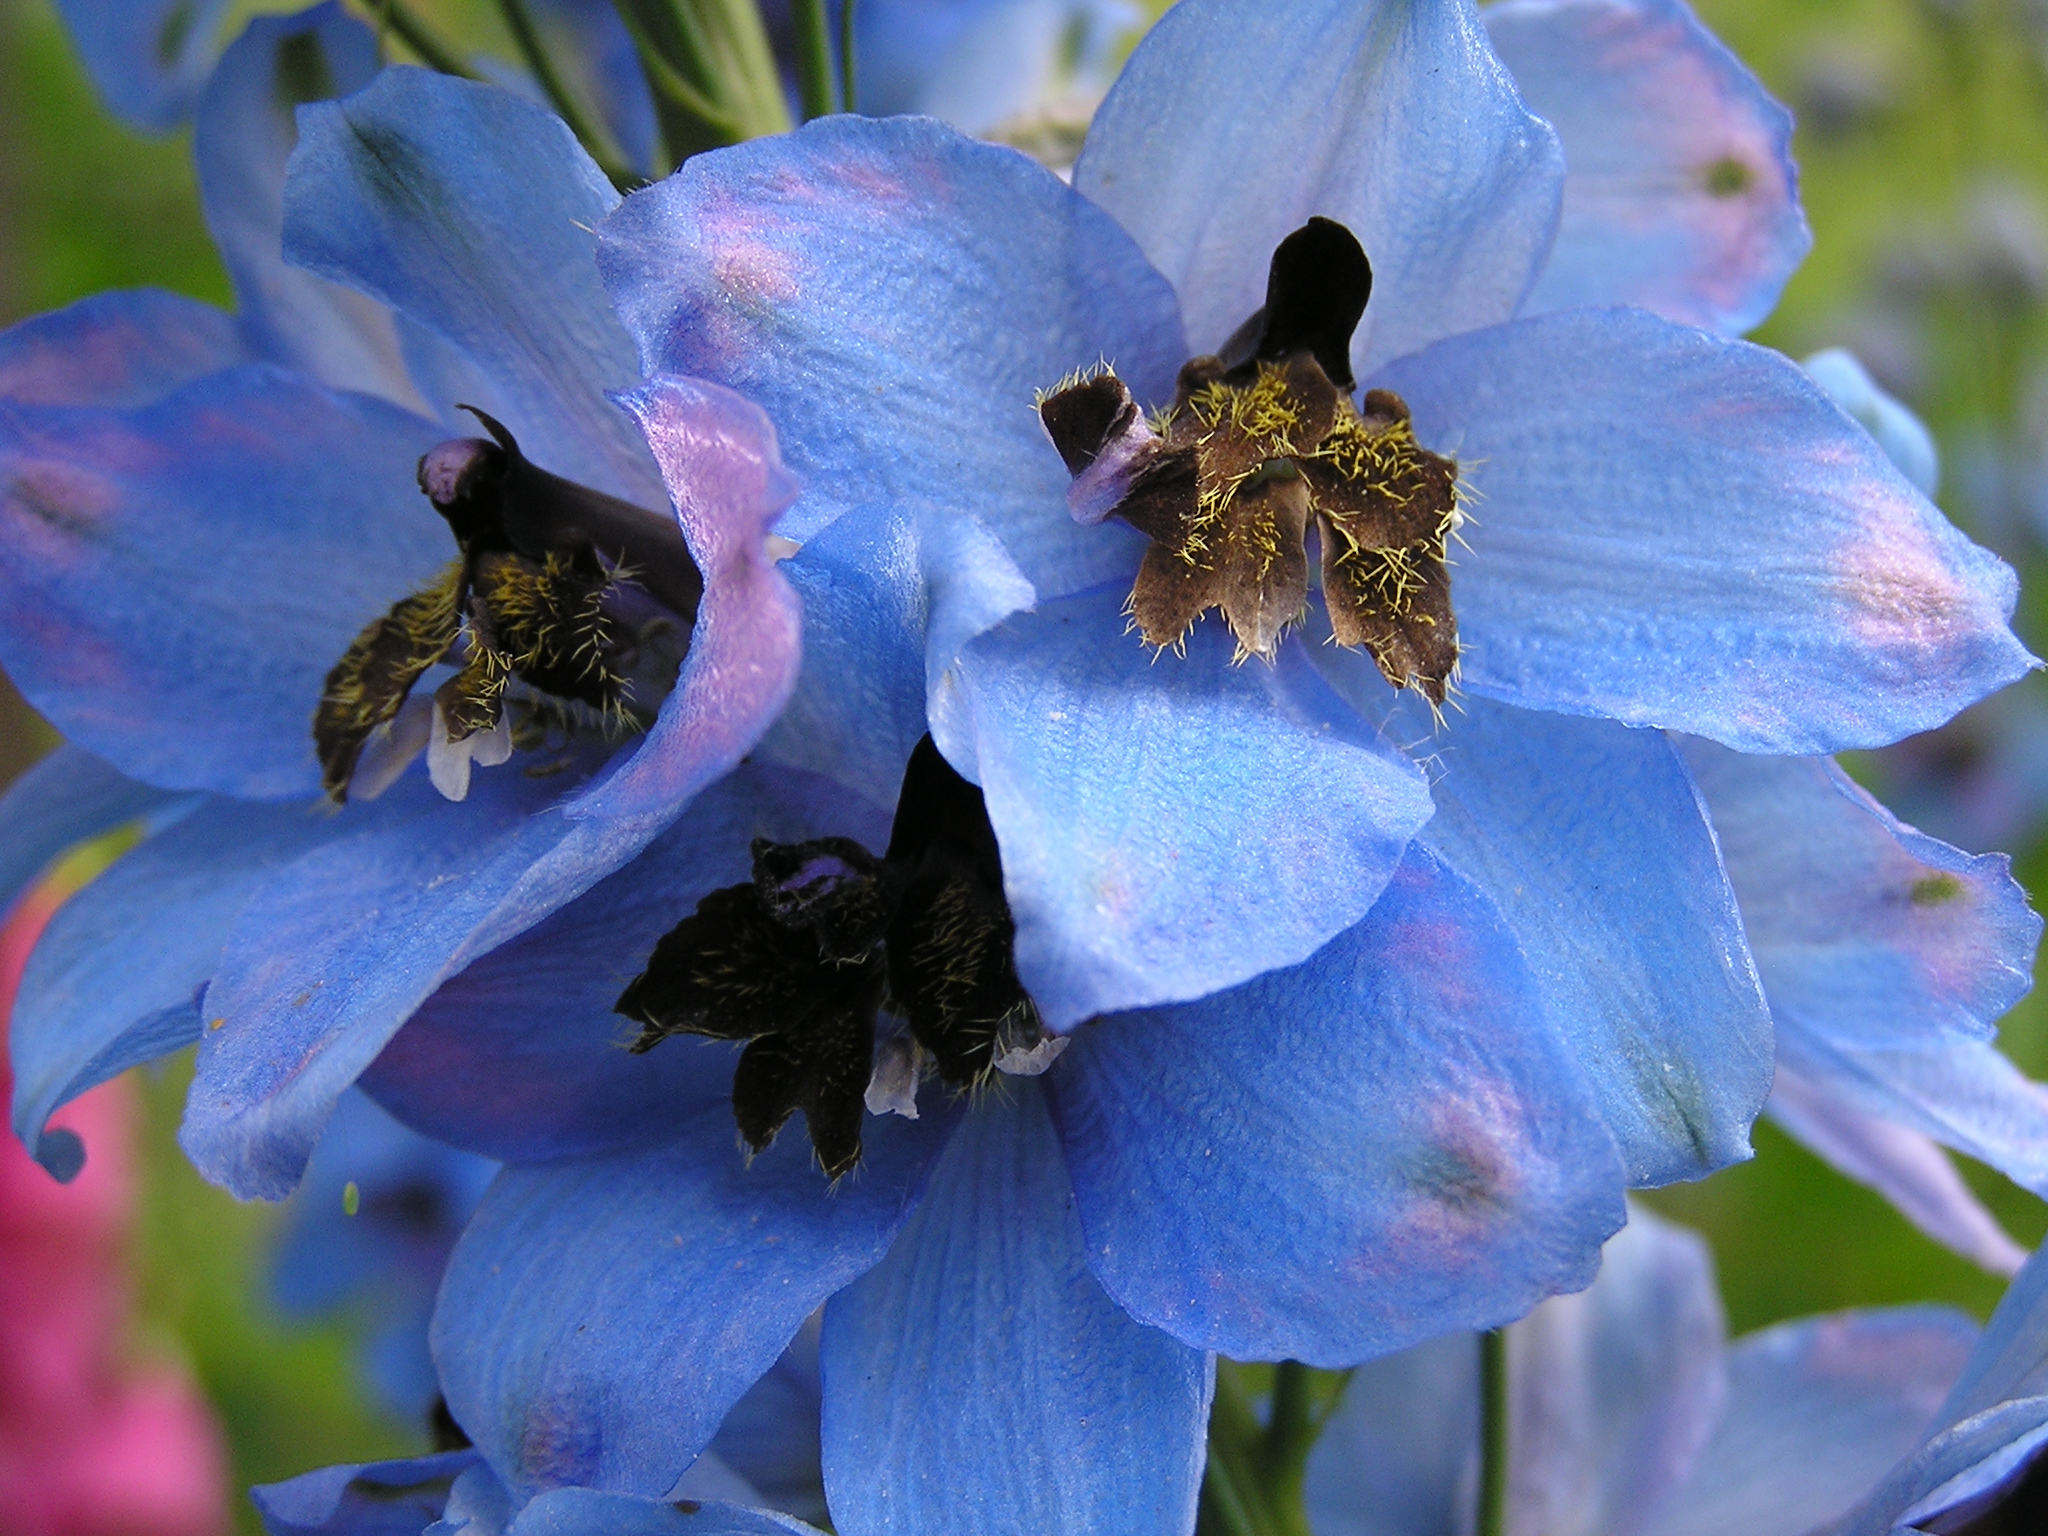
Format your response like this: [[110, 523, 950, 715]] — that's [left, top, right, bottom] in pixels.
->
[[615, 738, 1049, 1179], [1038, 217, 1461, 700], [312, 409, 703, 802]]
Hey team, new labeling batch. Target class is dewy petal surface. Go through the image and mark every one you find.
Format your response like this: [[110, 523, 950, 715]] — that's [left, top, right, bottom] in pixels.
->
[[360, 763, 889, 1164], [433, 1106, 954, 1501], [955, 585, 1434, 1030], [0, 364, 448, 797], [598, 113, 1183, 600], [284, 67, 660, 503], [1047, 846, 1627, 1365], [820, 1083, 1211, 1536], [0, 288, 249, 409], [195, 4, 422, 406], [1075, 0, 1564, 380], [1374, 308, 2035, 753], [1487, 0, 1809, 335]]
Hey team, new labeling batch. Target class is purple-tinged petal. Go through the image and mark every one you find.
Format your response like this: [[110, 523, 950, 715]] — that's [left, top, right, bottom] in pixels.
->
[[284, 68, 657, 503], [1047, 846, 1627, 1364], [1767, 1067, 2028, 1278], [0, 289, 249, 409], [568, 376, 801, 826], [0, 746, 184, 919], [1487, 0, 1809, 336], [955, 585, 1433, 1029], [1843, 1403, 2048, 1536], [433, 1105, 955, 1501], [0, 365, 448, 797], [1806, 347, 1940, 496], [820, 1083, 1211, 1536], [508, 1492, 824, 1536], [251, 1451, 483, 1536], [360, 764, 887, 1164], [196, 5, 423, 407], [598, 113, 1182, 599], [1075, 0, 1563, 379], [1647, 1308, 1978, 1536], [53, 0, 230, 131], [1376, 309, 2035, 752]]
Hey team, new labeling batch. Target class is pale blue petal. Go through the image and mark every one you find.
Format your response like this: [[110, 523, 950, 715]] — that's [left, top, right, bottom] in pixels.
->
[[820, 1083, 1211, 1536], [434, 1106, 954, 1500], [1837, 1403, 2048, 1536], [858, 0, 1135, 133], [54, 0, 230, 130], [12, 795, 355, 1179], [0, 288, 249, 408], [252, 1452, 483, 1536], [1646, 1307, 1979, 1536], [1489, 0, 1809, 336], [0, 746, 183, 919], [1304, 1332, 1475, 1536], [0, 364, 449, 796], [359, 764, 888, 1163], [1936, 1239, 2048, 1426], [284, 68, 658, 502], [1076, 0, 1563, 377], [955, 585, 1433, 1029], [1898, 1414, 2048, 1531], [196, 5, 423, 405], [1805, 347, 1940, 496], [1047, 846, 1627, 1364], [1375, 309, 2034, 752], [598, 113, 1182, 599], [509, 1492, 823, 1536]]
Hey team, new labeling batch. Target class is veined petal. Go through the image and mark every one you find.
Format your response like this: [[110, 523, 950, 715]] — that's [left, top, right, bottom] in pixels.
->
[[1075, 0, 1563, 379], [250, 1451, 482, 1536], [955, 585, 1434, 1030], [433, 1105, 954, 1501], [1047, 846, 1627, 1364], [820, 1083, 1211, 1536], [0, 365, 449, 797], [1362, 686, 1771, 1185], [1488, 0, 1809, 335], [284, 68, 658, 503], [1645, 1308, 1978, 1536], [360, 764, 888, 1163], [598, 113, 1183, 599], [0, 289, 249, 409], [196, 5, 423, 407], [1767, 1068, 2028, 1277], [53, 0, 230, 130], [0, 746, 182, 919], [1375, 309, 2035, 752]]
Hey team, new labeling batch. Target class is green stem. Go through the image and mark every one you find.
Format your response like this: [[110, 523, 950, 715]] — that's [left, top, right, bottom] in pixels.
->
[[492, 0, 638, 188], [611, 0, 789, 164], [838, 0, 858, 113], [610, 0, 748, 151], [1259, 1362, 1317, 1536], [371, 0, 480, 77], [1477, 1328, 1510, 1536], [791, 0, 838, 118]]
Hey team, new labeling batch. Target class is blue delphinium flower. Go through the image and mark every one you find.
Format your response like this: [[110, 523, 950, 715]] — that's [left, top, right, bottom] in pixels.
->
[[1, 17, 805, 1199], [1306, 1204, 1986, 1536], [51, 0, 235, 130], [269, 1089, 497, 1422]]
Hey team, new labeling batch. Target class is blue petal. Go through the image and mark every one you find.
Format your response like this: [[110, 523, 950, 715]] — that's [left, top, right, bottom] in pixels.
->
[[1805, 346, 1941, 496], [758, 502, 1035, 810], [53, 0, 230, 131], [0, 364, 449, 796], [1374, 308, 2035, 752], [820, 1082, 1211, 1536], [598, 113, 1183, 598], [1343, 686, 1772, 1186], [284, 68, 658, 503], [12, 795, 349, 1179], [0, 288, 249, 409], [1646, 1308, 1979, 1536], [955, 585, 1433, 1028], [509, 1492, 824, 1536], [1046, 845, 1628, 1364], [1845, 1405, 2048, 1536], [1769, 1067, 2029, 1277], [1075, 0, 1563, 377], [707, 1324, 826, 1526], [1303, 1333, 1475, 1536], [433, 1106, 954, 1500], [856, 0, 1133, 132], [1933, 1226, 2048, 1427], [252, 1451, 482, 1536], [1487, 0, 1809, 336], [359, 763, 888, 1163], [195, 6, 422, 405], [0, 745, 182, 918]]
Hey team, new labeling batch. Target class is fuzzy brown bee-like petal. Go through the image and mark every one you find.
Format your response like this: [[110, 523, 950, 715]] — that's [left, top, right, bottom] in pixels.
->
[[314, 562, 464, 800]]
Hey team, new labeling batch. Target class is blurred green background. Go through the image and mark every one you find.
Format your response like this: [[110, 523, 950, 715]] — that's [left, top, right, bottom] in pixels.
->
[[6, 0, 2048, 1526]]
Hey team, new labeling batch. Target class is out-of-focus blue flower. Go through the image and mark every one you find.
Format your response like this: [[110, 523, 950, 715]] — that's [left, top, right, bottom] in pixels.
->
[[1, 30, 803, 1201], [270, 1090, 496, 1421], [1305, 1205, 1984, 1536], [52, 0, 235, 130], [1806, 347, 1943, 497]]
